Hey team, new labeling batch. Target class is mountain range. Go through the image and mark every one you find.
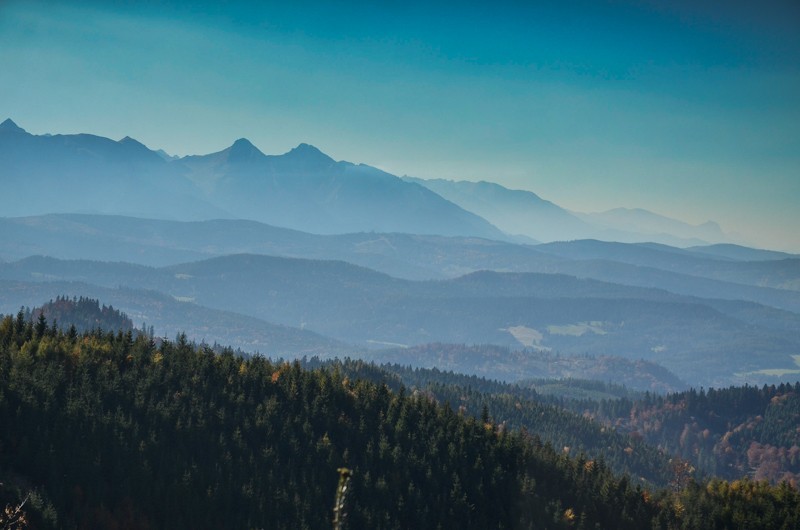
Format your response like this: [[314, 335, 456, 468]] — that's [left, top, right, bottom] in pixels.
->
[[0, 119, 503, 239], [2, 118, 739, 245]]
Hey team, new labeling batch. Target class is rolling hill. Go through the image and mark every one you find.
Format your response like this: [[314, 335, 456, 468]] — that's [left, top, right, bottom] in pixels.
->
[[2, 214, 799, 314], [2, 255, 798, 387], [0, 278, 349, 357]]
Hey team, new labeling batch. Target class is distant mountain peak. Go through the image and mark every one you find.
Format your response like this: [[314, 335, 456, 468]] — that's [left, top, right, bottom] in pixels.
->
[[232, 137, 257, 149], [294, 142, 321, 152], [0, 118, 25, 133], [116, 136, 164, 163], [699, 220, 721, 230], [118, 136, 146, 148], [286, 143, 334, 162], [226, 138, 265, 163], [155, 148, 179, 161]]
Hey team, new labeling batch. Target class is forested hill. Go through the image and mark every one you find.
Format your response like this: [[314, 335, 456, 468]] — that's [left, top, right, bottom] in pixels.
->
[[2, 316, 799, 529], [300, 357, 678, 487], [25, 295, 135, 335], [586, 384, 800, 486], [303, 358, 800, 490]]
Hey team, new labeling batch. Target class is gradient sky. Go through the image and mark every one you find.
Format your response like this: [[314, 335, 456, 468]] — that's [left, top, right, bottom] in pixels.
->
[[1, 0, 799, 251]]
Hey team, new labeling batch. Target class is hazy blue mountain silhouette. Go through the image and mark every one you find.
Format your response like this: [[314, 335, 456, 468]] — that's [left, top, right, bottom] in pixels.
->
[[179, 139, 508, 238], [579, 207, 729, 245], [405, 177, 590, 242], [0, 214, 557, 277], [1, 118, 737, 245], [0, 119, 508, 239], [0, 119, 226, 220], [536, 239, 800, 291], [408, 176, 732, 246], [2, 214, 798, 310], [686, 243, 798, 262]]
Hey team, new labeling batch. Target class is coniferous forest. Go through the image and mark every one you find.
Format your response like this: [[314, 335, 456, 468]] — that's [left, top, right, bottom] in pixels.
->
[[2, 313, 799, 529]]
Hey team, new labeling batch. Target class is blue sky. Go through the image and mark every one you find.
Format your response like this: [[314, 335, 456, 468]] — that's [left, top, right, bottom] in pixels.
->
[[1, 0, 799, 250]]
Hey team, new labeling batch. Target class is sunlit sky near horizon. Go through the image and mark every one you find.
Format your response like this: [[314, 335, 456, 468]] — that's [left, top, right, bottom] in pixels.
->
[[1, 0, 799, 251]]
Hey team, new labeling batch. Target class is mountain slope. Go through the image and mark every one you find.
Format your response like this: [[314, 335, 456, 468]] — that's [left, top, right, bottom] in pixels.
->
[[589, 383, 800, 484], [367, 343, 686, 393], [407, 176, 732, 246], [404, 177, 589, 242]]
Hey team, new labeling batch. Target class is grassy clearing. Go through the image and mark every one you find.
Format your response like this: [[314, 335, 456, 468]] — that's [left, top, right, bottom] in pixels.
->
[[547, 321, 607, 337], [366, 339, 409, 348], [505, 325, 543, 347], [172, 296, 195, 303], [739, 355, 800, 377], [749, 368, 800, 377]]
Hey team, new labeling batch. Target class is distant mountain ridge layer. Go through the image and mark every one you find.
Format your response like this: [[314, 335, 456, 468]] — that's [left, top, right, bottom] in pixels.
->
[[1, 214, 797, 297], [0, 117, 744, 246], [1, 253, 799, 387]]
